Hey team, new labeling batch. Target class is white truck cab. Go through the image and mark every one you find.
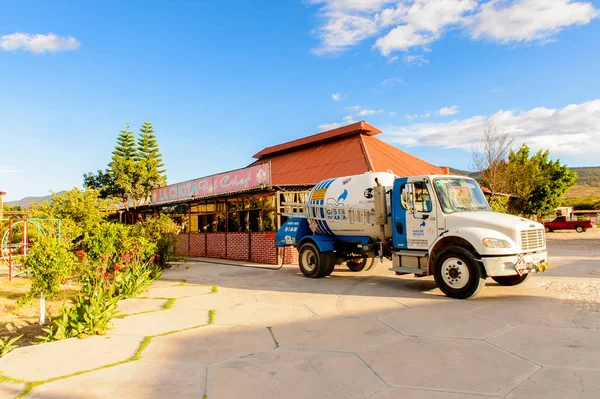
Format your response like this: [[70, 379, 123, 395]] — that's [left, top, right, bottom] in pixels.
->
[[392, 175, 548, 298]]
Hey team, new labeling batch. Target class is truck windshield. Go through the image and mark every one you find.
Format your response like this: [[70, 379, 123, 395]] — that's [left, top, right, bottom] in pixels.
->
[[433, 178, 490, 214]]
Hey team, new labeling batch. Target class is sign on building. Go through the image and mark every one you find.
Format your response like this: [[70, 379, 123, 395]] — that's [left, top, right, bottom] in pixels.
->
[[151, 163, 271, 205]]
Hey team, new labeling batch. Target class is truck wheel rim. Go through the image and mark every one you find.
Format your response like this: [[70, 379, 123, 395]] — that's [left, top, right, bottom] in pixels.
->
[[441, 258, 469, 289], [302, 250, 316, 272]]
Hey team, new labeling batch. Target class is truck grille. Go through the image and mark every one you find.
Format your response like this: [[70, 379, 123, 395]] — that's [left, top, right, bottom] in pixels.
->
[[520, 229, 545, 251]]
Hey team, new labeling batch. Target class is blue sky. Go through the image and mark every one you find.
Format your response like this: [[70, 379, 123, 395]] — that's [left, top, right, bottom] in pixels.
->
[[1, 0, 599, 201]]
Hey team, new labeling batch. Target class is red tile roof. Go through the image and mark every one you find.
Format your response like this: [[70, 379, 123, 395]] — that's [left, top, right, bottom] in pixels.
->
[[252, 121, 443, 186], [361, 135, 444, 176], [253, 121, 381, 159]]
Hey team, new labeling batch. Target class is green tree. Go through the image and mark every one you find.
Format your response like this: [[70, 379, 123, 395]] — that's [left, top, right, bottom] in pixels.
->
[[109, 124, 145, 210], [505, 144, 576, 217], [84, 122, 167, 209], [82, 169, 117, 199], [136, 121, 167, 202], [22, 235, 77, 324], [30, 188, 111, 243]]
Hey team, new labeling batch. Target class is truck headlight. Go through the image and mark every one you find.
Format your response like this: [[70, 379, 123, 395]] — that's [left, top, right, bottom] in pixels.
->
[[482, 238, 512, 248]]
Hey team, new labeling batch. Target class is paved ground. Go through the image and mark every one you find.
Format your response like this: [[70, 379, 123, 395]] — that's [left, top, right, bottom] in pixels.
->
[[1, 241, 599, 399]]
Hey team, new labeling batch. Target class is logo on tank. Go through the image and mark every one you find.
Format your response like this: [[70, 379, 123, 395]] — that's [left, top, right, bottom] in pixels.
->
[[326, 189, 348, 221]]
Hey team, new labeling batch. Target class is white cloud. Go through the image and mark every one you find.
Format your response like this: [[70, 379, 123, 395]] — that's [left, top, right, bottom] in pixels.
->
[[386, 55, 399, 64], [358, 108, 384, 116], [439, 105, 460, 115], [332, 93, 343, 101], [0, 33, 81, 53], [389, 111, 397, 115], [381, 76, 404, 86], [309, 0, 598, 56], [468, 0, 598, 43], [403, 54, 429, 66], [318, 115, 356, 130], [384, 99, 600, 157]]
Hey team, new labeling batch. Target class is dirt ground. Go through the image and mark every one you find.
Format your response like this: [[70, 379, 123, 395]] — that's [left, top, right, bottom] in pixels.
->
[[0, 273, 79, 346], [545, 226, 600, 253]]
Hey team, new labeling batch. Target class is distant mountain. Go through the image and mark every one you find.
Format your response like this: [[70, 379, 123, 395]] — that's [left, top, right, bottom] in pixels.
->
[[447, 167, 480, 179], [570, 166, 600, 187], [4, 191, 66, 208]]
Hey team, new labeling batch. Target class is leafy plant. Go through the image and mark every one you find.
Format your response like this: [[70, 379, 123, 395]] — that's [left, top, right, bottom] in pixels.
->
[[40, 286, 119, 341], [21, 235, 77, 304], [0, 335, 22, 357], [114, 262, 154, 298]]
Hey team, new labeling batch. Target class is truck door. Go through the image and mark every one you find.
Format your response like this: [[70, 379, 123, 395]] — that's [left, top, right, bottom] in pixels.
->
[[391, 178, 408, 249], [402, 179, 438, 250]]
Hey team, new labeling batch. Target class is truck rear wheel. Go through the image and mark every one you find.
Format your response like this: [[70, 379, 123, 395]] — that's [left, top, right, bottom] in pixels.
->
[[575, 225, 585, 233], [298, 242, 334, 278], [434, 247, 485, 299], [491, 273, 531, 286], [346, 257, 374, 272], [544, 226, 552, 233]]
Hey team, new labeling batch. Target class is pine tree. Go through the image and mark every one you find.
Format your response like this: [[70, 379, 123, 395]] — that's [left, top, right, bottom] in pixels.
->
[[113, 125, 137, 160], [109, 124, 142, 210], [136, 121, 167, 200]]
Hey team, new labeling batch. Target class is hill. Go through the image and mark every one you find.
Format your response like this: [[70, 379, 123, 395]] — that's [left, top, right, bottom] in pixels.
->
[[565, 166, 600, 198], [445, 166, 600, 200], [4, 191, 66, 208]]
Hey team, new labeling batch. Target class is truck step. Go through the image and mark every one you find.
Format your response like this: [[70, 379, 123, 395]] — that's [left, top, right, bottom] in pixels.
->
[[395, 250, 429, 257], [389, 267, 428, 275]]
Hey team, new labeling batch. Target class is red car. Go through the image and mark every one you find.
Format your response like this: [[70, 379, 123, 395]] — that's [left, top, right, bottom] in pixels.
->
[[544, 216, 596, 233]]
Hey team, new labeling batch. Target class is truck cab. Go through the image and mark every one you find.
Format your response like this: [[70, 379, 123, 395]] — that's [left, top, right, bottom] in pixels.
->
[[276, 172, 548, 299], [391, 175, 548, 298]]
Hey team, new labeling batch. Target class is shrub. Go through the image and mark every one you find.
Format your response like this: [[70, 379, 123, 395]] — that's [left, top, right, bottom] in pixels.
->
[[22, 235, 77, 303], [82, 222, 128, 262], [132, 215, 179, 265], [40, 286, 119, 341], [114, 262, 155, 298]]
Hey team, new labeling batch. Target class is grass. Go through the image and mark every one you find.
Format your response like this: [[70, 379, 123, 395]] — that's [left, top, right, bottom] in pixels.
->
[[0, 273, 79, 345], [163, 298, 176, 310], [266, 326, 279, 348]]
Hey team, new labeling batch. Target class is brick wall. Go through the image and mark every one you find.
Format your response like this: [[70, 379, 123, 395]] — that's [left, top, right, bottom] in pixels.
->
[[174, 232, 298, 265], [250, 232, 277, 264], [207, 233, 226, 258], [227, 232, 249, 261], [189, 233, 206, 257]]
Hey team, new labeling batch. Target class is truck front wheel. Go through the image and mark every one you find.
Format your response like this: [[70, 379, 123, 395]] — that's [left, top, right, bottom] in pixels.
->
[[298, 242, 335, 278], [434, 247, 485, 299], [491, 273, 530, 286]]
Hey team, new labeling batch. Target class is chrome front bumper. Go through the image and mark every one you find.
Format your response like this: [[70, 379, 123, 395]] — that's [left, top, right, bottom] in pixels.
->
[[480, 251, 548, 277]]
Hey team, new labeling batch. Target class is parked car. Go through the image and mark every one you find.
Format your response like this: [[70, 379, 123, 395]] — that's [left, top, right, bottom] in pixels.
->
[[544, 216, 596, 233]]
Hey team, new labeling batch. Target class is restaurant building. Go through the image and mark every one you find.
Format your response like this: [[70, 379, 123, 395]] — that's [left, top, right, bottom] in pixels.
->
[[149, 121, 444, 264]]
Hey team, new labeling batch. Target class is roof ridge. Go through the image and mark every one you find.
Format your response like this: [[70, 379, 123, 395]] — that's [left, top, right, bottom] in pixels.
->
[[253, 121, 382, 159], [358, 134, 375, 171]]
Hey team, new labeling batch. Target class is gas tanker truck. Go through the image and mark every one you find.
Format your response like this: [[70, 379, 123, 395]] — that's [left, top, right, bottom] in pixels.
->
[[275, 172, 548, 299]]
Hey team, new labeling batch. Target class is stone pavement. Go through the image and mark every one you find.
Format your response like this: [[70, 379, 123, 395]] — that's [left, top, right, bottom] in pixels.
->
[[1, 249, 599, 399]]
